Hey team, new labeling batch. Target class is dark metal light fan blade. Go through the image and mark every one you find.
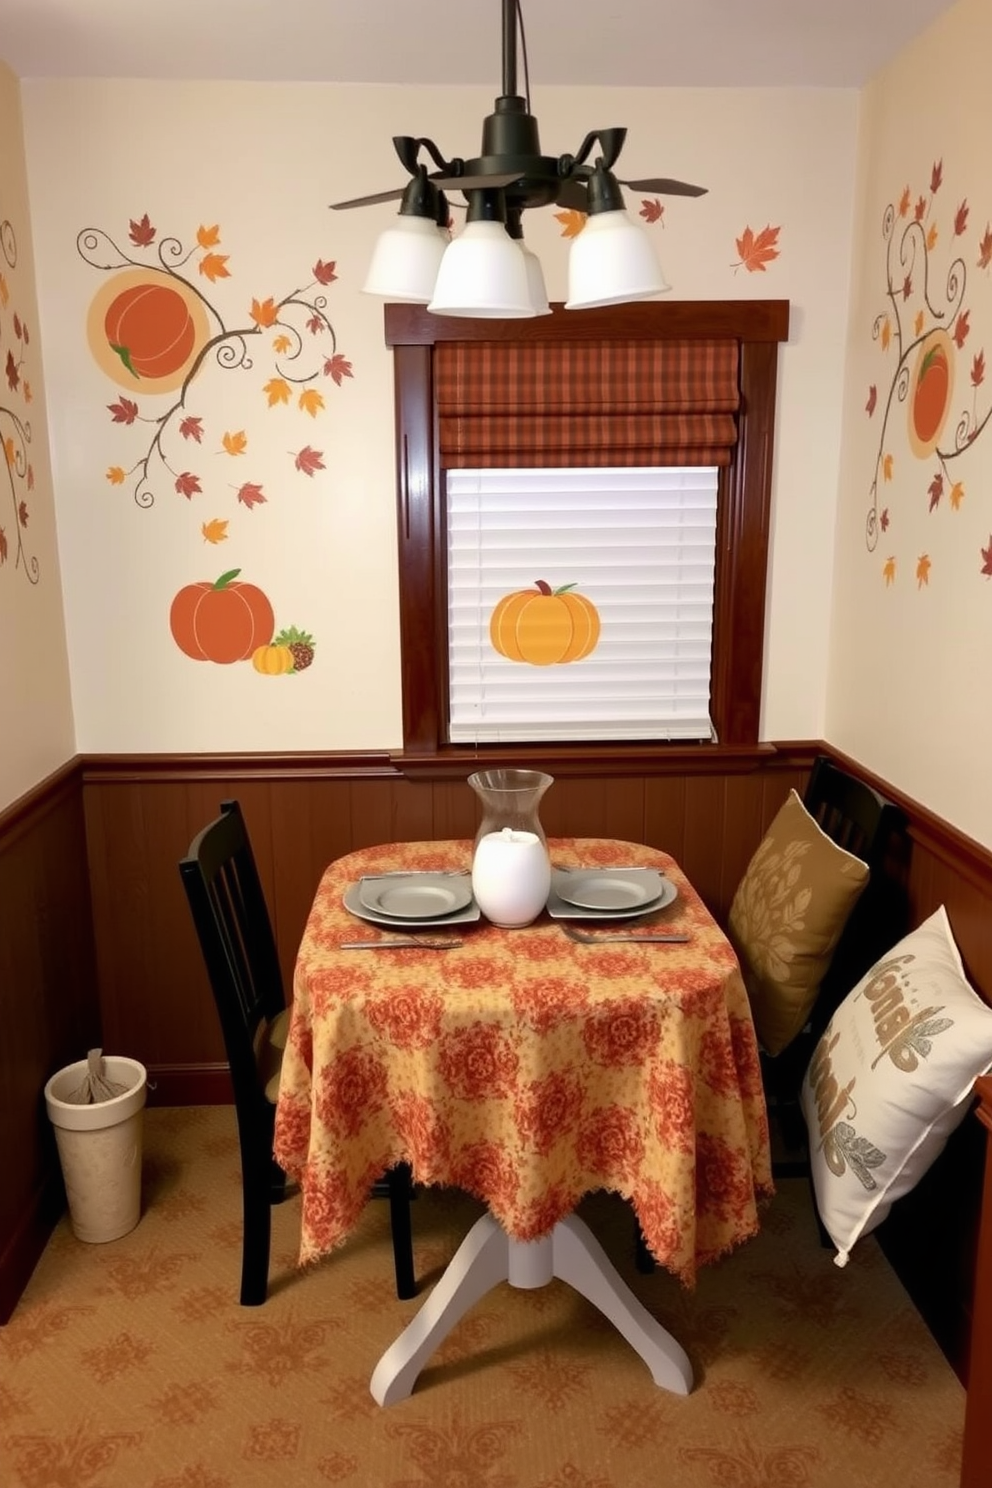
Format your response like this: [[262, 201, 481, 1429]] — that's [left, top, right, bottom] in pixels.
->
[[432, 170, 525, 193], [619, 177, 708, 197], [329, 186, 408, 210]]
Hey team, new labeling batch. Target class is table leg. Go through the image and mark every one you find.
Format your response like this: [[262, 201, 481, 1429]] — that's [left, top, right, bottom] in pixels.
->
[[369, 1211, 693, 1406]]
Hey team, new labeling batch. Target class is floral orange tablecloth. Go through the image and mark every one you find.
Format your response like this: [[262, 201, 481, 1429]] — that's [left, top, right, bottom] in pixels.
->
[[274, 838, 773, 1285]]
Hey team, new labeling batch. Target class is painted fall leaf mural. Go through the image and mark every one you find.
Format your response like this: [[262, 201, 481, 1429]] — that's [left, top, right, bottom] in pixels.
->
[[83, 214, 350, 516], [865, 160, 991, 587], [0, 215, 39, 585], [732, 225, 781, 274]]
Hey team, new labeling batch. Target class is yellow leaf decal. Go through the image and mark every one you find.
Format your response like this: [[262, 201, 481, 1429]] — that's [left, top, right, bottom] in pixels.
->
[[916, 553, 931, 587], [554, 209, 587, 239], [263, 378, 291, 407], [881, 317, 891, 351], [298, 388, 325, 418], [898, 186, 911, 218], [882, 453, 894, 481], [0, 272, 8, 306], [221, 430, 247, 456], [250, 296, 279, 328], [949, 481, 965, 510], [926, 223, 939, 251], [883, 556, 896, 586], [4, 436, 15, 464], [23, 380, 32, 404], [272, 334, 292, 354], [106, 465, 126, 485], [202, 518, 229, 544], [914, 310, 925, 336], [197, 224, 221, 248], [199, 252, 230, 282]]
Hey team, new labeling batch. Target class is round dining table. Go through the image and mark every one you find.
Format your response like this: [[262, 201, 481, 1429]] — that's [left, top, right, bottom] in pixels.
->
[[274, 836, 773, 1404]]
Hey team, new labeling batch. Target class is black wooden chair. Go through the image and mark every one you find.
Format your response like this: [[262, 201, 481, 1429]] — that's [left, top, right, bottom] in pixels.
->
[[179, 799, 416, 1305], [766, 755, 909, 1175]]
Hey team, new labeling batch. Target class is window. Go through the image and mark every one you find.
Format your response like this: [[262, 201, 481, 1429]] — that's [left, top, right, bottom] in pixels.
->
[[447, 465, 720, 744], [385, 299, 789, 758]]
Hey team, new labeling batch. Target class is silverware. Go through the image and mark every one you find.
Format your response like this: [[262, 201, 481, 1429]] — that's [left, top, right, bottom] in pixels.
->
[[360, 870, 470, 880], [559, 924, 689, 946], [340, 938, 463, 952]]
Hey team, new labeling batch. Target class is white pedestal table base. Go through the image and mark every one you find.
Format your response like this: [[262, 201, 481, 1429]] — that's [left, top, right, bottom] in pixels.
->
[[370, 1212, 693, 1406]]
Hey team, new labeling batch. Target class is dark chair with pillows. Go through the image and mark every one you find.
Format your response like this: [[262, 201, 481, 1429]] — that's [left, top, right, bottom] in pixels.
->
[[737, 756, 909, 1177], [179, 798, 416, 1304]]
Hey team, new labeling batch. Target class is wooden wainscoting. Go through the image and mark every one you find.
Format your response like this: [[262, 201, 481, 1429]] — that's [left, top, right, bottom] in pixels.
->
[[79, 746, 808, 1102], [0, 760, 101, 1322]]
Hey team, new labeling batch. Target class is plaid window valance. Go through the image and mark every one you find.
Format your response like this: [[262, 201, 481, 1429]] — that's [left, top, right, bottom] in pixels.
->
[[435, 339, 740, 468]]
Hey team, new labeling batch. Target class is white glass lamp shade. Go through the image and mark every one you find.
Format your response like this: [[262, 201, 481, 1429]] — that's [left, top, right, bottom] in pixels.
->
[[362, 215, 447, 303], [428, 221, 536, 318], [565, 209, 671, 310], [519, 239, 552, 316]]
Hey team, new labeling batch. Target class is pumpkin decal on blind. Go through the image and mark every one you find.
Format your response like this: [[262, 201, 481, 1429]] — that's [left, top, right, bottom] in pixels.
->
[[489, 580, 601, 666]]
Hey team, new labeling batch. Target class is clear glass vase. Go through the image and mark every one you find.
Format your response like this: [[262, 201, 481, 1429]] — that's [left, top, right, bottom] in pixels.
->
[[468, 770, 554, 928], [467, 769, 554, 851]]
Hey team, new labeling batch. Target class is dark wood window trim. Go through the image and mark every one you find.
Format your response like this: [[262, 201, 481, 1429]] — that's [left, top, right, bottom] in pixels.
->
[[385, 299, 790, 766]]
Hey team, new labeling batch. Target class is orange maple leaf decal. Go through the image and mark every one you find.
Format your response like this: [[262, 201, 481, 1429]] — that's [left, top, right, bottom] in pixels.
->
[[250, 297, 279, 328], [914, 309, 925, 336], [199, 252, 230, 282], [22, 380, 32, 404], [898, 186, 911, 218], [221, 430, 247, 456], [882, 453, 894, 482], [916, 553, 932, 588], [2, 436, 14, 466], [880, 318, 892, 351], [272, 334, 292, 354], [202, 518, 229, 544], [954, 200, 969, 236], [298, 388, 324, 418], [197, 224, 221, 248], [105, 466, 126, 485], [979, 223, 992, 270], [949, 481, 965, 510], [972, 350, 986, 388], [865, 385, 877, 416], [732, 225, 781, 273], [0, 272, 8, 307], [554, 209, 587, 239], [263, 378, 291, 407], [926, 223, 939, 252], [883, 557, 896, 586], [639, 199, 664, 225]]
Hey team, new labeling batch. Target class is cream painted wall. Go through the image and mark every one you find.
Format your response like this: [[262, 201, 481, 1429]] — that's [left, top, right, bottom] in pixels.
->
[[18, 78, 858, 755], [829, 0, 992, 846], [0, 62, 74, 812]]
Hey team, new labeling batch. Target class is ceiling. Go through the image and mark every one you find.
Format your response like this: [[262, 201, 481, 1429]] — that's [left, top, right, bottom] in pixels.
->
[[0, 0, 961, 89]]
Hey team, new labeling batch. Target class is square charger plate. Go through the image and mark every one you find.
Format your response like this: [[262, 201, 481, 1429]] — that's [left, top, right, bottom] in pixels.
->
[[343, 878, 482, 931], [547, 867, 678, 921]]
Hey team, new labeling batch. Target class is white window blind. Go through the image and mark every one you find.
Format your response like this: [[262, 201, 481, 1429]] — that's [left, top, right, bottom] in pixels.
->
[[447, 466, 719, 744]]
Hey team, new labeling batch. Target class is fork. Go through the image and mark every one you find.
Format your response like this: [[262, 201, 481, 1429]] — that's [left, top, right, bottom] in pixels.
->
[[559, 924, 689, 946], [340, 938, 463, 952]]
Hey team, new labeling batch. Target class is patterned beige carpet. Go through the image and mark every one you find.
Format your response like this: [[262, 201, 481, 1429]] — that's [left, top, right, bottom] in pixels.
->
[[0, 1106, 964, 1488]]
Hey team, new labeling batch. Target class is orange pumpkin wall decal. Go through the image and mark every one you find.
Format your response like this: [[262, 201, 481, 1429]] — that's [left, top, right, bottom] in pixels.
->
[[170, 568, 275, 663], [489, 580, 601, 666]]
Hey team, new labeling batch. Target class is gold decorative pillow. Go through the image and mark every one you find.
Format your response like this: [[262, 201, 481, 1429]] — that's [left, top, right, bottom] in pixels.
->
[[728, 790, 870, 1056]]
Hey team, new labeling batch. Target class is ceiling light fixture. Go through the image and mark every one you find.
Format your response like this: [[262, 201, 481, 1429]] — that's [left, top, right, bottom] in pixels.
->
[[330, 0, 706, 318]]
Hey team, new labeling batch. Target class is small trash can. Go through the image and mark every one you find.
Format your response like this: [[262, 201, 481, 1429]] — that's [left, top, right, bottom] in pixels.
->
[[44, 1054, 147, 1243]]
